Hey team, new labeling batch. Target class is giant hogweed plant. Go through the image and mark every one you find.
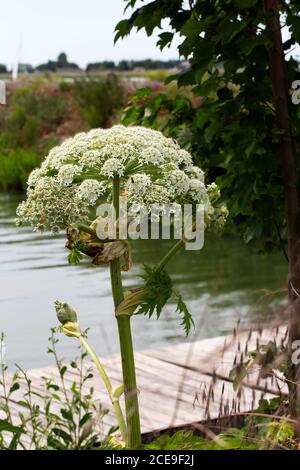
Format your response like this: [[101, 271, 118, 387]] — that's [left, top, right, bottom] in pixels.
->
[[16, 125, 227, 448]]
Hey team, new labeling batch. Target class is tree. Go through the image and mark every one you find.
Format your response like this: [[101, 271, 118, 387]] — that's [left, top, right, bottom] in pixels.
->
[[86, 61, 116, 71], [35, 60, 57, 72], [118, 59, 131, 70], [57, 52, 68, 67], [35, 54, 80, 72], [115, 0, 300, 420]]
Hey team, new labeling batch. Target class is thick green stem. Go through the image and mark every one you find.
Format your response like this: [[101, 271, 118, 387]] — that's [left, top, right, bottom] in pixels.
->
[[110, 177, 141, 448], [79, 336, 127, 443]]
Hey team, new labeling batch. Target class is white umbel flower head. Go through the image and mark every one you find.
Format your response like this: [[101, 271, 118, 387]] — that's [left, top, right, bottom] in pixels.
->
[[16, 125, 226, 232]]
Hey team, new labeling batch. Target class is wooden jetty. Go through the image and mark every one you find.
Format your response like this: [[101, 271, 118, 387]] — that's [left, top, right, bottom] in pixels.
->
[[2, 325, 288, 444]]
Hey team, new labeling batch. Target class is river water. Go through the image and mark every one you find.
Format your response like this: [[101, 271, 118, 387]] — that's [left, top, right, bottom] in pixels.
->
[[0, 194, 288, 368]]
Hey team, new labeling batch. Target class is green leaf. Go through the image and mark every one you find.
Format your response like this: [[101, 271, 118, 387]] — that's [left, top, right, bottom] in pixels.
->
[[229, 361, 251, 391], [157, 32, 174, 50], [173, 289, 194, 336], [137, 265, 173, 318], [130, 87, 152, 101], [52, 427, 73, 445], [79, 412, 93, 428], [60, 408, 73, 422], [68, 242, 85, 265], [114, 19, 132, 43], [233, 0, 257, 8], [47, 436, 66, 450], [9, 382, 20, 394], [0, 419, 23, 434]]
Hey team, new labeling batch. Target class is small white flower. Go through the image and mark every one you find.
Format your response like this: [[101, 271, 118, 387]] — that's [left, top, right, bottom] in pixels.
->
[[140, 147, 164, 166], [101, 158, 125, 178], [188, 179, 208, 203], [144, 185, 171, 205], [207, 182, 220, 203], [27, 168, 44, 187], [188, 166, 205, 182], [126, 173, 151, 195], [165, 170, 190, 196], [57, 164, 81, 186], [76, 179, 105, 204]]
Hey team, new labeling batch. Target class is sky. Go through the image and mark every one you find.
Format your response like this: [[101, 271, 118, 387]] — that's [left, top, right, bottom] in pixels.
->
[[0, 0, 181, 68], [1, 1, 299, 69]]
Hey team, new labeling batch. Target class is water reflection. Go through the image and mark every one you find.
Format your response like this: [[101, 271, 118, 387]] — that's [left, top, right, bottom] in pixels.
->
[[0, 194, 288, 368]]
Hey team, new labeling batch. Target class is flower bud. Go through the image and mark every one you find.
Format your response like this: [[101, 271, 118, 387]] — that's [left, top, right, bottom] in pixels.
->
[[54, 300, 78, 325]]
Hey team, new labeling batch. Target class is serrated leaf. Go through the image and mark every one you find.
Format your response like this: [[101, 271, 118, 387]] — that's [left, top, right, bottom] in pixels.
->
[[173, 289, 194, 336]]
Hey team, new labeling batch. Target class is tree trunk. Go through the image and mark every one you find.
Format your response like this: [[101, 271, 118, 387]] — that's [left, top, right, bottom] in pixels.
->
[[264, 0, 300, 423]]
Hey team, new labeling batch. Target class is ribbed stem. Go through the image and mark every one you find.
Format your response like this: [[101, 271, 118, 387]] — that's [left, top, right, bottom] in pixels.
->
[[110, 176, 141, 448]]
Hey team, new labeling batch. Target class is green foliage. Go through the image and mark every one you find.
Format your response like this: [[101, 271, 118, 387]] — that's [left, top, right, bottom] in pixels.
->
[[229, 340, 289, 391], [137, 265, 194, 336], [1, 79, 67, 149], [36, 52, 80, 72], [138, 265, 173, 318], [145, 431, 214, 450], [104, 425, 295, 450], [245, 398, 295, 449], [72, 75, 125, 128], [264, 421, 294, 447], [0, 78, 72, 191], [0, 149, 42, 191], [68, 241, 86, 265], [0, 331, 107, 450], [116, 0, 300, 254], [214, 428, 259, 450], [173, 289, 194, 336], [86, 59, 181, 73], [0, 76, 126, 191]]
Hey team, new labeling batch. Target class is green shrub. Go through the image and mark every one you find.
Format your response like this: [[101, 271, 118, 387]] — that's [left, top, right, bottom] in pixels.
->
[[0, 331, 107, 450], [0, 149, 42, 191], [1, 79, 68, 149], [72, 74, 125, 128], [0, 76, 128, 192]]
